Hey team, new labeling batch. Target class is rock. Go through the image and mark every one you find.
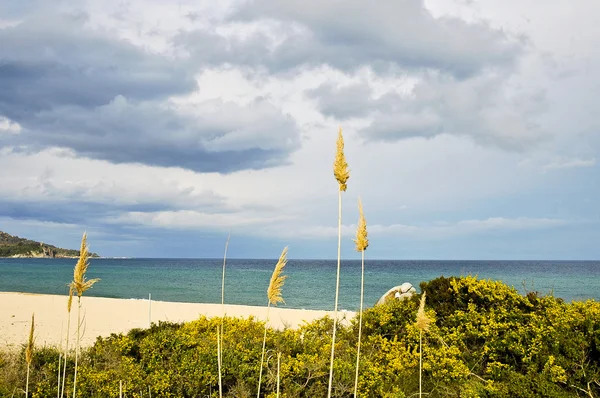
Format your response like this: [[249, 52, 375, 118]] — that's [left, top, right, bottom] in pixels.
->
[[375, 283, 417, 306], [399, 282, 415, 293]]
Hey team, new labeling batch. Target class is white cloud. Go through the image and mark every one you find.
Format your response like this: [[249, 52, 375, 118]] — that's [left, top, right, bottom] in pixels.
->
[[543, 158, 596, 171], [109, 213, 570, 241], [111, 210, 297, 230], [0, 117, 21, 134], [270, 217, 572, 241]]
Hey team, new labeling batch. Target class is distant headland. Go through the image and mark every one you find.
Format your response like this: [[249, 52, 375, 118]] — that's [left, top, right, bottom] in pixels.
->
[[0, 230, 99, 258]]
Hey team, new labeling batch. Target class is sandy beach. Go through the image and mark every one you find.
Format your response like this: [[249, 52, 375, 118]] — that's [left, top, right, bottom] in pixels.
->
[[0, 292, 356, 348]]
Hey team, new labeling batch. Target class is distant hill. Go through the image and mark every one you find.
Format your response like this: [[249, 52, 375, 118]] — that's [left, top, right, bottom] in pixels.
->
[[0, 231, 99, 258]]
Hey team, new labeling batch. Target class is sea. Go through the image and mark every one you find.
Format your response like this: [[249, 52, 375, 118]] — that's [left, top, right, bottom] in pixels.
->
[[0, 259, 598, 311]]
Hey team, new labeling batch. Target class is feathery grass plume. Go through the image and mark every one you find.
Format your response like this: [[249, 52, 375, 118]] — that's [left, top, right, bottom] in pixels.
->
[[328, 127, 350, 398], [353, 198, 368, 398], [267, 247, 288, 305], [416, 291, 430, 332], [71, 232, 100, 398], [218, 233, 230, 398], [71, 233, 100, 298], [257, 247, 288, 398], [25, 313, 34, 398], [416, 291, 430, 398], [60, 285, 74, 398], [333, 127, 350, 192], [354, 199, 369, 252]]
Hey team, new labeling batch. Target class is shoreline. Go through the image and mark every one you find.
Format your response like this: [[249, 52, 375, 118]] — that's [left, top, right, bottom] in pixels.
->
[[1, 255, 101, 259], [0, 292, 356, 349]]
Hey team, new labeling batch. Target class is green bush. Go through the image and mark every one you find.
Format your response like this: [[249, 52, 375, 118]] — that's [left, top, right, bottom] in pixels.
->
[[1, 276, 598, 397]]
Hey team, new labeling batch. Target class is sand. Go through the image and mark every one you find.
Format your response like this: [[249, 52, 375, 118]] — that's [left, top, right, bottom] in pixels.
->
[[0, 292, 356, 348]]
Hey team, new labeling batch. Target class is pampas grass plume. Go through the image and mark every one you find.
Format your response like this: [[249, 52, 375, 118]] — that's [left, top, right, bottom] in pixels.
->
[[354, 198, 368, 252], [333, 127, 350, 192], [67, 285, 74, 313], [26, 313, 34, 365], [267, 247, 288, 305], [71, 233, 100, 297], [416, 292, 430, 332]]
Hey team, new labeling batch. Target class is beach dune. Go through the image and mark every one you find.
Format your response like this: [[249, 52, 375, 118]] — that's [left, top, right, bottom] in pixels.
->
[[0, 292, 355, 348]]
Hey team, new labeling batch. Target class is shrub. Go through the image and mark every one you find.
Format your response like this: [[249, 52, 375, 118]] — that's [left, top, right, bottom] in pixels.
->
[[1, 277, 598, 397]]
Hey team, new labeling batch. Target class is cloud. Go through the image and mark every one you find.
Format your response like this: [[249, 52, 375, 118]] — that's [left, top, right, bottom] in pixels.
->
[[0, 148, 237, 219], [309, 73, 547, 150], [110, 209, 297, 231], [543, 158, 596, 171], [0, 14, 194, 112], [453, 217, 569, 230], [106, 210, 570, 241], [189, 0, 523, 77], [0, 13, 300, 172], [0, 117, 20, 134], [7, 94, 299, 172], [0, 0, 598, 260], [281, 217, 571, 240]]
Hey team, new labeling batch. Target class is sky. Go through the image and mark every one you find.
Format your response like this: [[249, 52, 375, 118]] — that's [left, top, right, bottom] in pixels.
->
[[0, 0, 598, 260]]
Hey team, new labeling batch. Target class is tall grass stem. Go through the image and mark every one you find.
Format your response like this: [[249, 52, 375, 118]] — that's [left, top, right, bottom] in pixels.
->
[[353, 249, 365, 397], [327, 189, 343, 398]]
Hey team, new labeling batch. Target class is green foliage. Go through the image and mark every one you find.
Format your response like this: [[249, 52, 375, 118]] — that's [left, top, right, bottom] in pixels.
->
[[0, 230, 99, 257], [1, 276, 598, 397]]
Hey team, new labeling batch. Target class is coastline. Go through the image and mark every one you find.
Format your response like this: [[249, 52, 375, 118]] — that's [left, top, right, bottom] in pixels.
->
[[1, 255, 100, 259], [0, 292, 356, 348]]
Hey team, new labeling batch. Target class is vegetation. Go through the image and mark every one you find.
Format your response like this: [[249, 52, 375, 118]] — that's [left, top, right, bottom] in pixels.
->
[[0, 230, 99, 258], [2, 276, 598, 397]]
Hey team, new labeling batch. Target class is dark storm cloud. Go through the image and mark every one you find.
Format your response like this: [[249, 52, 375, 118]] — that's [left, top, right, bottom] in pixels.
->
[[0, 200, 120, 225], [0, 14, 195, 113], [4, 94, 298, 172], [0, 14, 300, 172]]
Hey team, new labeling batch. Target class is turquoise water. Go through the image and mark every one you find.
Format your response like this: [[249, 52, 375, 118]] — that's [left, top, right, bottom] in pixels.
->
[[0, 259, 598, 310]]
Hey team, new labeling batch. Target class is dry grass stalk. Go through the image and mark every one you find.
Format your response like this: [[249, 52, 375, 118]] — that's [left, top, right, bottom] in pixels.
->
[[25, 313, 34, 398], [71, 232, 100, 398], [416, 291, 430, 398], [218, 233, 230, 398], [57, 321, 63, 398], [328, 127, 350, 398], [276, 352, 282, 398], [257, 247, 288, 398], [60, 285, 74, 398], [353, 198, 368, 397]]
